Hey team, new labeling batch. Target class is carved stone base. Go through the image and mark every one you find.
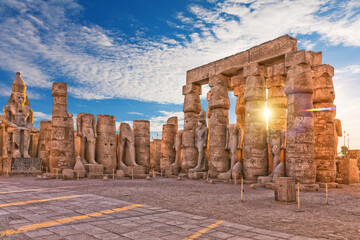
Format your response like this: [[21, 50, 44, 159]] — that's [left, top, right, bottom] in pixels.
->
[[164, 165, 181, 176], [257, 176, 272, 186], [1, 157, 42, 176], [84, 164, 104, 179], [74, 170, 86, 178], [121, 165, 145, 177], [300, 184, 319, 192], [217, 172, 231, 180], [317, 182, 339, 188], [188, 171, 206, 179], [274, 177, 296, 202]]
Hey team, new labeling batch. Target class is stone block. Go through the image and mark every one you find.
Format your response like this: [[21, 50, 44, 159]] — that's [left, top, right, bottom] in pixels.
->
[[188, 171, 206, 179], [164, 165, 181, 176], [249, 35, 297, 63], [266, 75, 286, 88], [217, 171, 231, 180], [312, 64, 334, 78], [116, 170, 125, 178], [274, 177, 296, 202], [183, 93, 201, 113], [74, 170, 85, 178], [285, 50, 321, 67], [84, 164, 104, 174], [209, 74, 230, 88], [1, 157, 42, 176], [186, 62, 215, 84], [338, 158, 359, 184], [215, 51, 248, 76], [243, 63, 267, 78], [62, 169, 74, 180], [121, 165, 145, 177]]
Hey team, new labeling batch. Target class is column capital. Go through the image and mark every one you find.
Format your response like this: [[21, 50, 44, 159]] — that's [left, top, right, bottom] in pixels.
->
[[285, 50, 322, 68], [209, 74, 230, 88], [182, 83, 202, 95], [243, 63, 267, 78]]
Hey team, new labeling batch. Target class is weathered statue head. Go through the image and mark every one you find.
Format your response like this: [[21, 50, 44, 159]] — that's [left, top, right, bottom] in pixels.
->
[[198, 109, 207, 128]]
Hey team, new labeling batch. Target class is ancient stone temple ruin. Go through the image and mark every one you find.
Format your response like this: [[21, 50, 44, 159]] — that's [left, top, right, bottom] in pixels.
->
[[0, 35, 358, 186], [179, 35, 348, 187]]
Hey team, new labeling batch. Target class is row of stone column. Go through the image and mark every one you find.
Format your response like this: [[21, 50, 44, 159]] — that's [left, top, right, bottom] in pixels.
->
[[183, 50, 337, 185]]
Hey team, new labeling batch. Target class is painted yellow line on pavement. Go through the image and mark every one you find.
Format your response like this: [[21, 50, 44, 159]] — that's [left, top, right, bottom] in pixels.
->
[[184, 220, 224, 240], [0, 184, 99, 194], [0, 204, 143, 237], [0, 195, 83, 207]]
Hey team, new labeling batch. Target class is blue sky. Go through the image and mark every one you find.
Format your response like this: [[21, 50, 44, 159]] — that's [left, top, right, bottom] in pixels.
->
[[0, 0, 359, 149]]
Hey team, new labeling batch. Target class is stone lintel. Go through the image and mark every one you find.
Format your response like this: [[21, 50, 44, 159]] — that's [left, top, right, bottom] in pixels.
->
[[285, 50, 322, 68], [186, 35, 297, 84], [182, 83, 202, 95], [312, 64, 334, 78]]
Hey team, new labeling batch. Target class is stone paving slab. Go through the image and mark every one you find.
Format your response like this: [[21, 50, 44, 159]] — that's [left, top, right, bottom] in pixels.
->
[[0, 182, 318, 240]]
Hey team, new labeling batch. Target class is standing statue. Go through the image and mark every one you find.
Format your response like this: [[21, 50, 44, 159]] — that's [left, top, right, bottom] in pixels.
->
[[117, 122, 138, 168], [171, 129, 184, 167], [189, 110, 208, 172], [225, 124, 243, 176], [76, 113, 97, 165], [267, 128, 286, 179], [334, 118, 342, 155], [2, 72, 34, 158]]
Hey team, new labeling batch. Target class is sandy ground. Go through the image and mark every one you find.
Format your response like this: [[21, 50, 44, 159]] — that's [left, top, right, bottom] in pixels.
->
[[2, 176, 360, 240]]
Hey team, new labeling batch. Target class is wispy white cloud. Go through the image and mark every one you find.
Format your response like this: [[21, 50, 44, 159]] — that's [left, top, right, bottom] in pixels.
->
[[127, 112, 144, 116], [149, 111, 184, 134], [0, 0, 359, 107], [33, 111, 52, 122]]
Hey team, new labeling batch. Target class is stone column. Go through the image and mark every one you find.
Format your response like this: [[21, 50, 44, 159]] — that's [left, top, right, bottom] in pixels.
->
[[29, 131, 39, 158], [50, 82, 75, 173], [312, 63, 337, 184], [95, 115, 116, 174], [74, 131, 80, 158], [284, 50, 320, 184], [208, 74, 230, 177], [150, 141, 156, 170], [182, 83, 201, 172], [160, 123, 177, 171], [234, 76, 246, 129], [266, 63, 287, 131], [154, 139, 162, 171], [243, 63, 267, 181], [133, 120, 150, 170], [37, 121, 52, 170]]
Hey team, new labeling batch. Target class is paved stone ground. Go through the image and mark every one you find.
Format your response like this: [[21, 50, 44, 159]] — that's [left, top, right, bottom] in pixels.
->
[[0, 179, 317, 240]]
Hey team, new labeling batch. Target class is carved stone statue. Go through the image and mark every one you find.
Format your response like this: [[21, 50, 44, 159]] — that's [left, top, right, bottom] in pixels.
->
[[225, 124, 243, 176], [117, 122, 138, 168], [171, 129, 184, 167], [267, 128, 285, 179], [2, 72, 34, 158], [76, 113, 97, 165], [334, 118, 342, 155], [189, 110, 208, 172]]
